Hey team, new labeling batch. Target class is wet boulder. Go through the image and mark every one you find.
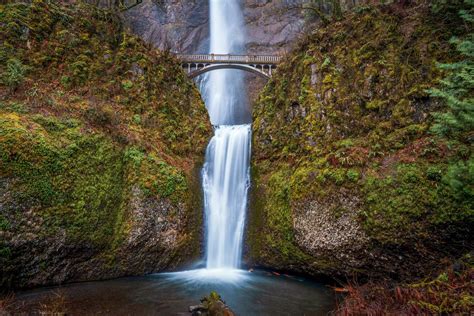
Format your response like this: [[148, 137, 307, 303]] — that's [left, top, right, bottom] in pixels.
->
[[189, 292, 235, 316]]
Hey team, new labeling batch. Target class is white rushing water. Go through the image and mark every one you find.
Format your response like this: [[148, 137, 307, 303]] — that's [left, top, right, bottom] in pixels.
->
[[201, 0, 251, 270], [201, 0, 251, 126], [203, 125, 251, 268]]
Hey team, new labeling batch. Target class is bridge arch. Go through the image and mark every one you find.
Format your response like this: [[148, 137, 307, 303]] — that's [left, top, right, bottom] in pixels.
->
[[188, 64, 270, 80], [177, 54, 281, 80]]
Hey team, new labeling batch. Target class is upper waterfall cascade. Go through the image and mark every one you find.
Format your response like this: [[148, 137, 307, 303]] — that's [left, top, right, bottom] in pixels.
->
[[201, 0, 251, 270]]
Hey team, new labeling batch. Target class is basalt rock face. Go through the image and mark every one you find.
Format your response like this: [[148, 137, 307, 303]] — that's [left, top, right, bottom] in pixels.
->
[[247, 2, 473, 280], [244, 0, 304, 55], [123, 0, 210, 53], [123, 0, 369, 54], [2, 182, 199, 288], [123, 0, 304, 54], [0, 2, 210, 290], [122, 1, 370, 105], [244, 0, 371, 55], [292, 195, 370, 271]]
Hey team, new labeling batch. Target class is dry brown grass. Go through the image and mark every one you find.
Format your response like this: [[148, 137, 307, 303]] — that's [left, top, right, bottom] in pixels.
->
[[0, 293, 15, 315], [0, 290, 68, 316], [334, 264, 474, 315], [38, 290, 67, 316]]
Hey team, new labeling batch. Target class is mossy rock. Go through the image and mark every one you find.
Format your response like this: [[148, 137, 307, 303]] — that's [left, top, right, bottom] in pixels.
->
[[248, 2, 473, 280], [0, 1, 211, 290]]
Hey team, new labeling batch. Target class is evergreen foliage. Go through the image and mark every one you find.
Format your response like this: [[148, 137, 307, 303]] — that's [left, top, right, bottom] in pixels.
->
[[429, 0, 474, 137], [1, 58, 28, 91], [429, 0, 474, 205]]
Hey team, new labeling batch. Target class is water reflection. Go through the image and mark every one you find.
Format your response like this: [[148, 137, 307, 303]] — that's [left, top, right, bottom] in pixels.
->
[[11, 270, 335, 315]]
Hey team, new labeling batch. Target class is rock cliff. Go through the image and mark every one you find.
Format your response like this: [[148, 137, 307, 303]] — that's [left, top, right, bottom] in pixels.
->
[[123, 0, 305, 54], [123, 0, 371, 54], [247, 1, 473, 280], [0, 2, 211, 290], [123, 0, 210, 53]]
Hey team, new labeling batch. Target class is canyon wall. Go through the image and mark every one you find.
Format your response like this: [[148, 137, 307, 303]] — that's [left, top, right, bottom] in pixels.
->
[[246, 2, 473, 280], [123, 0, 372, 54], [0, 2, 211, 290], [122, 0, 371, 106], [123, 0, 304, 54]]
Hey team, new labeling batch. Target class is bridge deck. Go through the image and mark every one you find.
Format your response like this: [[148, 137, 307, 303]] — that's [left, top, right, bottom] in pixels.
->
[[176, 54, 282, 65]]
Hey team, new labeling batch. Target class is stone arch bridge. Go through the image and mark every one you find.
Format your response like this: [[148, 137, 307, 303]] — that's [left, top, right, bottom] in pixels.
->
[[176, 54, 282, 79]]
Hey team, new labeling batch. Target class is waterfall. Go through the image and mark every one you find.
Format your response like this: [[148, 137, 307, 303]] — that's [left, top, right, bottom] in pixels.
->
[[202, 125, 251, 269], [201, 0, 251, 270]]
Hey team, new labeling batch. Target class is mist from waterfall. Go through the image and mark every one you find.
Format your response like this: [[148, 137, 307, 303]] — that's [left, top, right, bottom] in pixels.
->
[[201, 0, 251, 270]]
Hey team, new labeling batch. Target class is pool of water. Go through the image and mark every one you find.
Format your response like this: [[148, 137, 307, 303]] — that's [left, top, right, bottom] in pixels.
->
[[9, 269, 336, 315]]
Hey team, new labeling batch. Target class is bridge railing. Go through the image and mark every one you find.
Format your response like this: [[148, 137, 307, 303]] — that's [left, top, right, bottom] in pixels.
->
[[176, 54, 282, 64]]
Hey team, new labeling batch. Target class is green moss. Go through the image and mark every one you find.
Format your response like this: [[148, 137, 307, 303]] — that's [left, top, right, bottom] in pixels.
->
[[0, 1, 212, 289], [249, 2, 473, 274], [360, 159, 473, 244], [247, 166, 314, 266], [347, 169, 360, 182], [0, 1, 211, 157], [140, 154, 188, 203], [0, 215, 10, 231], [265, 169, 295, 255], [0, 112, 126, 246]]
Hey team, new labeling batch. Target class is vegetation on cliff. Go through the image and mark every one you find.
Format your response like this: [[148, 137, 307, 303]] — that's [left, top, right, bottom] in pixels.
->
[[0, 1, 210, 289], [335, 254, 473, 314], [248, 0, 473, 282]]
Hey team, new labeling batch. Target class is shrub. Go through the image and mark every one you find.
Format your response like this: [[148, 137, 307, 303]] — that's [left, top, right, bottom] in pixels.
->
[[1, 58, 28, 91], [60, 75, 71, 88], [124, 147, 145, 167], [443, 157, 474, 200], [121, 79, 133, 90], [347, 169, 360, 182]]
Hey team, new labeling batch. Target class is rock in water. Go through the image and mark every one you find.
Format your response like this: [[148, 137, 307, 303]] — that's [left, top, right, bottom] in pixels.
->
[[189, 292, 235, 316], [189, 304, 207, 314]]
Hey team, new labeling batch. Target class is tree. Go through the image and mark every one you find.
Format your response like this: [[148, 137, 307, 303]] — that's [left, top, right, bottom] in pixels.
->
[[2, 58, 28, 93], [428, 0, 474, 201], [429, 0, 474, 137]]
